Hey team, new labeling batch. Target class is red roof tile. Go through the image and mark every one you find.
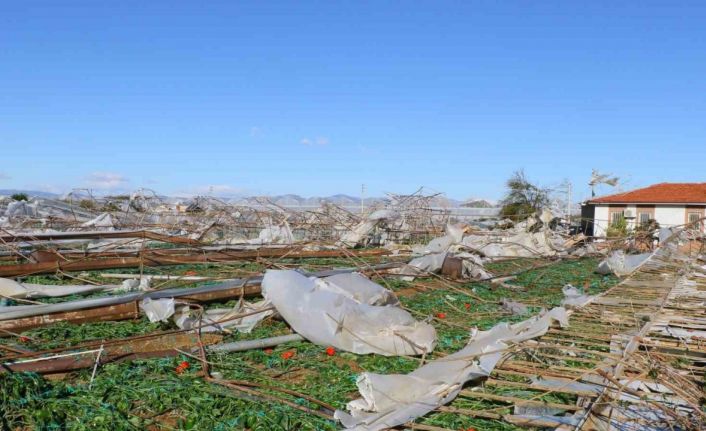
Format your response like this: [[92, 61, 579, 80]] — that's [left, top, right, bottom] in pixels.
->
[[590, 183, 706, 204]]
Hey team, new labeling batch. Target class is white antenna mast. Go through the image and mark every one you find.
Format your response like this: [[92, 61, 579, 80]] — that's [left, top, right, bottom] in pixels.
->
[[361, 184, 366, 215], [589, 169, 619, 197]]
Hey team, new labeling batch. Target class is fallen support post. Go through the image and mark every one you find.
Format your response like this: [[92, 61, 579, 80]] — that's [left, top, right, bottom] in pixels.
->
[[208, 334, 304, 353], [0, 247, 391, 277], [1, 332, 223, 374], [0, 229, 202, 245]]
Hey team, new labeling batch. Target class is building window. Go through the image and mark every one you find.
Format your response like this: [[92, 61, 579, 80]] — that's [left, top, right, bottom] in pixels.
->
[[611, 211, 624, 226], [688, 212, 703, 226], [638, 212, 650, 226]]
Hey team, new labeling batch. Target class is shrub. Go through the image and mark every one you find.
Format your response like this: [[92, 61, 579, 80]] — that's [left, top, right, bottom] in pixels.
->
[[10, 193, 28, 201], [606, 216, 628, 238]]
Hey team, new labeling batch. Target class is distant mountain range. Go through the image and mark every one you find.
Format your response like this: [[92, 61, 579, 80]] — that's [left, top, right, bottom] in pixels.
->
[[235, 194, 496, 208], [0, 189, 496, 208]]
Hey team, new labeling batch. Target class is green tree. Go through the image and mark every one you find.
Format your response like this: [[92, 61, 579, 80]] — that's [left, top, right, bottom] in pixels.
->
[[10, 193, 28, 201], [499, 170, 549, 221]]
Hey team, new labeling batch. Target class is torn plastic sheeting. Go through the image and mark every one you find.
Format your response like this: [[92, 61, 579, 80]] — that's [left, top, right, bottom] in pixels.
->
[[335, 307, 569, 431], [3, 200, 39, 218], [500, 298, 528, 315], [658, 325, 706, 342], [0, 277, 127, 299], [503, 413, 580, 427], [261, 269, 436, 356], [119, 278, 151, 292], [396, 252, 447, 280], [81, 212, 115, 229], [248, 222, 294, 245], [529, 376, 602, 395], [174, 299, 273, 333], [412, 223, 466, 255], [396, 252, 490, 281], [140, 297, 175, 322], [506, 405, 579, 426], [338, 210, 399, 247], [659, 227, 677, 243], [596, 251, 652, 276], [455, 252, 492, 280], [461, 215, 569, 258], [561, 284, 595, 308], [317, 272, 399, 306]]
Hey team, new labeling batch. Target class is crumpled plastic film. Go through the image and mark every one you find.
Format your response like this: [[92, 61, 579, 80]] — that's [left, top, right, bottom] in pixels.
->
[[261, 269, 436, 356], [335, 307, 569, 431]]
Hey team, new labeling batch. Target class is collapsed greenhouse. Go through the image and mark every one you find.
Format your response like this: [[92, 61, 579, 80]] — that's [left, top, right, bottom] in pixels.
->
[[0, 190, 705, 431]]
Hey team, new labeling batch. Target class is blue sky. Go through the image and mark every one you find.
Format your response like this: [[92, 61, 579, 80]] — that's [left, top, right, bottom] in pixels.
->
[[1, 1, 705, 201]]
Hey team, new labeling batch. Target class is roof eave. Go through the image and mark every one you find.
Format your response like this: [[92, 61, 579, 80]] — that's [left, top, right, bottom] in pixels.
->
[[587, 201, 706, 205]]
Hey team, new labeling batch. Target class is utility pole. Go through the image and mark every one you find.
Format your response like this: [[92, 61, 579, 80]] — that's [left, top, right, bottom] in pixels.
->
[[566, 180, 573, 233], [361, 184, 366, 215]]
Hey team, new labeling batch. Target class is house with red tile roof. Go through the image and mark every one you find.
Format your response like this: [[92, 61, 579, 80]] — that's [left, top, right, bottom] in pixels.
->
[[582, 183, 706, 237]]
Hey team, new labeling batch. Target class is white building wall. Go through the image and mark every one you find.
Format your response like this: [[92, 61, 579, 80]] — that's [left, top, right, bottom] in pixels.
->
[[654, 206, 685, 228], [593, 204, 689, 236], [594, 205, 610, 237]]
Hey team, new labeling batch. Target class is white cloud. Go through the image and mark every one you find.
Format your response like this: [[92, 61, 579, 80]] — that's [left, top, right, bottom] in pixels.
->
[[250, 126, 263, 137], [301, 136, 329, 146], [0, 172, 10, 180], [174, 184, 248, 198], [84, 172, 130, 190]]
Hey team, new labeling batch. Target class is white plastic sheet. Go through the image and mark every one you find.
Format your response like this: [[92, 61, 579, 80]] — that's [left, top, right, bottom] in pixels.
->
[[396, 252, 448, 280], [0, 278, 126, 299], [500, 298, 528, 315], [561, 284, 595, 308], [596, 251, 651, 276], [338, 210, 399, 247], [316, 272, 399, 306], [455, 252, 492, 280], [412, 223, 466, 255], [174, 299, 273, 333], [397, 252, 491, 281], [248, 222, 294, 245], [140, 297, 175, 322], [81, 212, 115, 229], [335, 307, 569, 431], [261, 270, 436, 356]]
